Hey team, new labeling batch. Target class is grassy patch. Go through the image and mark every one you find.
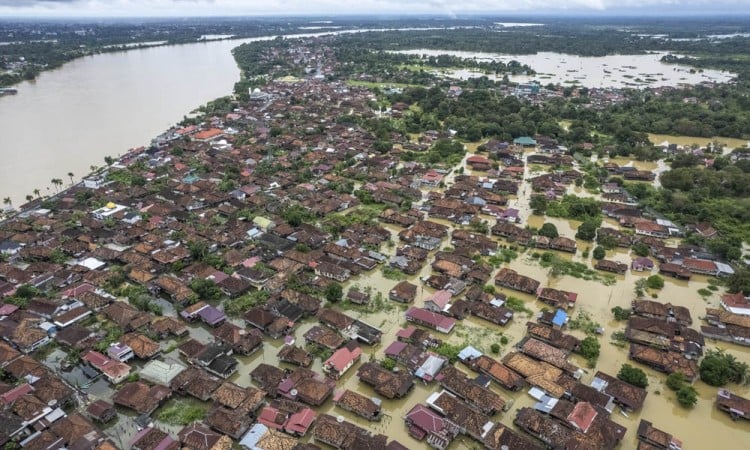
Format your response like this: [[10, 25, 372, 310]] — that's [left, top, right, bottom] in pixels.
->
[[157, 401, 207, 425], [538, 252, 616, 285], [505, 296, 533, 315]]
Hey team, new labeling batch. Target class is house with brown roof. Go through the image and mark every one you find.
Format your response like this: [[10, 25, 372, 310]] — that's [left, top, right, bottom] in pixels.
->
[[213, 322, 263, 355], [550, 236, 577, 253], [212, 381, 265, 414], [719, 292, 750, 316], [526, 322, 581, 352], [82, 350, 131, 384], [632, 299, 692, 325], [277, 345, 313, 367], [178, 423, 232, 450], [333, 389, 382, 421], [129, 426, 180, 450], [304, 325, 345, 350], [250, 363, 287, 397], [170, 366, 222, 401], [716, 389, 750, 421], [356, 362, 414, 399], [537, 287, 578, 309], [629, 344, 698, 381], [206, 406, 254, 440], [313, 414, 388, 450], [468, 300, 513, 326], [659, 262, 692, 280], [85, 399, 116, 424], [405, 307, 456, 334], [463, 353, 525, 391], [519, 337, 581, 377], [494, 268, 540, 294], [637, 420, 682, 450], [120, 332, 160, 359], [112, 381, 171, 415], [502, 352, 566, 397], [682, 257, 718, 276], [596, 259, 629, 274], [591, 371, 647, 412], [425, 390, 494, 441], [437, 365, 505, 415]]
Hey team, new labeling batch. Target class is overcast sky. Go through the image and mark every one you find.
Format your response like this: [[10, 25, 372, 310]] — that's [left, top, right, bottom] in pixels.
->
[[0, 0, 748, 17]]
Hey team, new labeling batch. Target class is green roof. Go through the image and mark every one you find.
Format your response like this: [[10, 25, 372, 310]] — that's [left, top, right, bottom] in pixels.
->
[[514, 137, 537, 146]]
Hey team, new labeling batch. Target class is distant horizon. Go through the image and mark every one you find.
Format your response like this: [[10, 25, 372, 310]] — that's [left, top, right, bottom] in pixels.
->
[[1, 11, 750, 21], [0, 0, 748, 19]]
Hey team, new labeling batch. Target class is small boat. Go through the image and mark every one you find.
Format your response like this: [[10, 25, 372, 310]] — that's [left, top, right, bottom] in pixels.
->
[[0, 88, 18, 96]]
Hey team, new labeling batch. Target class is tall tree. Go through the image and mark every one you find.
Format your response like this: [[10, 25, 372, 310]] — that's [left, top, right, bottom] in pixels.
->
[[67, 172, 75, 185]]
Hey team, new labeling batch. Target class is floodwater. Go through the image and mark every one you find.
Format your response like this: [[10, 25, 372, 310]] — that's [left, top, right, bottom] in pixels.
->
[[648, 133, 749, 152], [392, 49, 736, 89]]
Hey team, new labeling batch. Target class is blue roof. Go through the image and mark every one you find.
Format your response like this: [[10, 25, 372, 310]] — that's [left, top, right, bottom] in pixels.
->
[[239, 423, 268, 449], [552, 309, 568, 326], [458, 345, 483, 361]]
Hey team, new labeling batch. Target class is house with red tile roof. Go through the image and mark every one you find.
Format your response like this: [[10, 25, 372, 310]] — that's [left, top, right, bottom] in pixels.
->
[[323, 344, 362, 379]]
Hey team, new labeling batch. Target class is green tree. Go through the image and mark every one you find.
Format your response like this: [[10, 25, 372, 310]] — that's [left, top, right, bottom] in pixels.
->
[[579, 336, 601, 360], [530, 195, 548, 215], [592, 246, 606, 259], [632, 242, 650, 257], [699, 348, 749, 386], [325, 282, 343, 303], [189, 278, 223, 301], [490, 343, 501, 354], [666, 372, 688, 391], [538, 223, 559, 239], [646, 275, 665, 290], [676, 386, 698, 408], [576, 219, 598, 241], [611, 306, 631, 321], [617, 363, 649, 388]]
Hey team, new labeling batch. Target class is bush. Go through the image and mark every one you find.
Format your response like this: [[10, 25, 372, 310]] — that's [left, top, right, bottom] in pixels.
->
[[592, 246, 606, 259], [699, 348, 749, 386], [645, 275, 665, 290], [500, 335, 509, 345], [325, 282, 343, 303], [490, 343, 501, 354], [611, 306, 631, 321], [666, 372, 688, 391], [538, 223, 559, 239], [576, 219, 599, 241], [579, 336, 601, 360], [632, 242, 650, 257], [157, 402, 207, 425], [617, 363, 649, 388], [380, 357, 397, 370], [676, 386, 698, 408]]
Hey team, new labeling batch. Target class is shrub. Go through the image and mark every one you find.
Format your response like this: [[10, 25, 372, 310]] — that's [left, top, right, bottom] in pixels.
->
[[592, 246, 606, 259], [611, 306, 631, 321], [490, 343, 501, 354], [617, 363, 649, 388], [538, 223, 559, 239], [676, 386, 698, 408], [380, 357, 397, 370], [699, 348, 749, 386], [645, 275, 665, 290], [579, 336, 601, 360], [666, 372, 688, 391], [500, 335, 509, 345]]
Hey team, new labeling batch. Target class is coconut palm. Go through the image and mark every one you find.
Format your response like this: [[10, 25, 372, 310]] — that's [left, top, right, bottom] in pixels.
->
[[33, 188, 40, 199], [25, 195, 33, 202], [2, 197, 11, 207], [67, 172, 74, 185], [51, 178, 63, 192]]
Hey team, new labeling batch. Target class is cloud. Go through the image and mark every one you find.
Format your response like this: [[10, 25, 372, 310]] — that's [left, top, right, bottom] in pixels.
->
[[0, 0, 748, 16]]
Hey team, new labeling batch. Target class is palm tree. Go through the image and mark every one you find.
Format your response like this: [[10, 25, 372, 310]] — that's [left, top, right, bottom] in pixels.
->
[[89, 165, 98, 174], [25, 195, 33, 203], [33, 188, 40, 199], [67, 172, 74, 185], [2, 197, 11, 208], [51, 178, 63, 192]]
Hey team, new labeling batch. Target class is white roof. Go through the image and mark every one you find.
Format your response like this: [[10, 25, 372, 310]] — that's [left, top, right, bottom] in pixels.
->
[[79, 257, 106, 271], [139, 359, 186, 386]]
